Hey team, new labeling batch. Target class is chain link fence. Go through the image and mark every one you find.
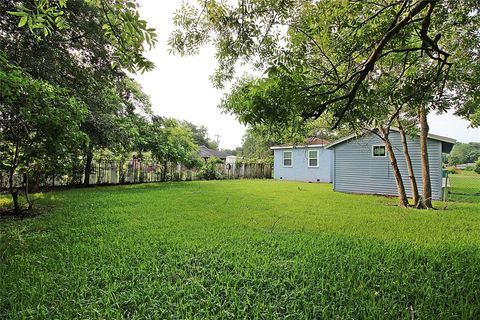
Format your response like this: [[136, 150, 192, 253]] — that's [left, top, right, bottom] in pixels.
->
[[445, 170, 480, 204]]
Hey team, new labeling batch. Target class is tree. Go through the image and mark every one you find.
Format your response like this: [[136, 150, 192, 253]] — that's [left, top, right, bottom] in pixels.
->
[[170, 1, 467, 121], [171, 0, 479, 208], [241, 128, 275, 161], [397, 119, 422, 207], [222, 72, 415, 206], [0, 53, 87, 213], [147, 118, 200, 180], [448, 143, 480, 165], [475, 159, 480, 175], [180, 121, 219, 150], [1, 1, 156, 186], [6, 0, 157, 72]]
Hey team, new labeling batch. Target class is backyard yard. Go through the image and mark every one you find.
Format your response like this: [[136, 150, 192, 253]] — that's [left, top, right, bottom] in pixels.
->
[[1, 180, 480, 318]]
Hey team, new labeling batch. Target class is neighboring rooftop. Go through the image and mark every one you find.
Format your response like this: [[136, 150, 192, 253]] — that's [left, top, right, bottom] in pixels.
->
[[198, 145, 231, 159], [271, 137, 331, 150]]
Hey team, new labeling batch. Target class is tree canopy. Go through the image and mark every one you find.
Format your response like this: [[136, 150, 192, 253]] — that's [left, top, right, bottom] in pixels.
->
[[170, 0, 479, 129], [6, 0, 157, 72], [0, 53, 87, 212], [448, 143, 480, 165]]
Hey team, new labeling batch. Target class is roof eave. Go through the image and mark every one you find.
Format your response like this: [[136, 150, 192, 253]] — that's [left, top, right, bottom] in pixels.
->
[[271, 144, 329, 150], [326, 128, 457, 149]]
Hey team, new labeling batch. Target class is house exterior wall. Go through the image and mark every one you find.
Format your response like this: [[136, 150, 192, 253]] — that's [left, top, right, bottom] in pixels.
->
[[273, 147, 333, 182], [331, 132, 443, 200]]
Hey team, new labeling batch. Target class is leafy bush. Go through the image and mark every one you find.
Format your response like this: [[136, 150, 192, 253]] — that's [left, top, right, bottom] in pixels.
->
[[198, 157, 223, 180], [475, 159, 480, 174], [445, 167, 457, 175]]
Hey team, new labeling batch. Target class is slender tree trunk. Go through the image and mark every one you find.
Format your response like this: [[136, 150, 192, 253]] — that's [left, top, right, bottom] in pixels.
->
[[9, 168, 20, 214], [418, 106, 433, 208], [83, 147, 93, 186], [379, 128, 409, 208], [9, 141, 21, 214], [120, 160, 125, 184], [163, 161, 168, 181], [139, 152, 144, 183], [398, 122, 422, 208], [23, 173, 33, 210], [32, 172, 40, 193]]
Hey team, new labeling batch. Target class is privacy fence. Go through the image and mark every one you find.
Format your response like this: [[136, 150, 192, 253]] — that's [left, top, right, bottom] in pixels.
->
[[0, 160, 272, 191]]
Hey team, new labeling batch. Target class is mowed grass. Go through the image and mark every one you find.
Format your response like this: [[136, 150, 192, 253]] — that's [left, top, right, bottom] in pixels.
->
[[449, 170, 480, 203], [1, 180, 480, 319]]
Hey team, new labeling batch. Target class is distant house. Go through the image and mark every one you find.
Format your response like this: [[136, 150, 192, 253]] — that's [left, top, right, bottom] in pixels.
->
[[326, 129, 455, 200], [455, 163, 476, 170], [198, 145, 230, 162], [271, 137, 333, 182]]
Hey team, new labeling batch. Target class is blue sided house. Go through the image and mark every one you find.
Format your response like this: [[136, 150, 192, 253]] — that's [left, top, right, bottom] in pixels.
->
[[271, 138, 333, 183], [325, 129, 455, 200], [271, 130, 456, 201]]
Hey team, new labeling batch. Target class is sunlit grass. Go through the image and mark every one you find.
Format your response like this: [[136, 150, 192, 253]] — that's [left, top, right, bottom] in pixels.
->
[[448, 170, 480, 203], [1, 180, 480, 318]]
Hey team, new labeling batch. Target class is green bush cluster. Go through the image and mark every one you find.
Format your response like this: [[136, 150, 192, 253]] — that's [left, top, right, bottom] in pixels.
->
[[475, 159, 480, 174], [197, 157, 224, 180]]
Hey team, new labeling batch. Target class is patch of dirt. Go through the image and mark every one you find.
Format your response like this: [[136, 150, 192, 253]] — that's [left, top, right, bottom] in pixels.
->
[[0, 206, 51, 221]]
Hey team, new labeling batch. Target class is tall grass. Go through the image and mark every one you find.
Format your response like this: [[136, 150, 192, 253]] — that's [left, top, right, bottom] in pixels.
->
[[1, 180, 479, 318]]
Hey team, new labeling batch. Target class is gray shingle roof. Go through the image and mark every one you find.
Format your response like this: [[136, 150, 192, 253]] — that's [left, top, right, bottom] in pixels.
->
[[198, 145, 230, 159]]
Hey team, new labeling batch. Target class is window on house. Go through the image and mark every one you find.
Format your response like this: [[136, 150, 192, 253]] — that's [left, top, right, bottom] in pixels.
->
[[372, 145, 386, 157], [308, 150, 319, 167], [283, 151, 292, 167]]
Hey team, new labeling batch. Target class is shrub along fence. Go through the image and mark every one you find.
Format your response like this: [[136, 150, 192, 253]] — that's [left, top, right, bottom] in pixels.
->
[[0, 160, 272, 191]]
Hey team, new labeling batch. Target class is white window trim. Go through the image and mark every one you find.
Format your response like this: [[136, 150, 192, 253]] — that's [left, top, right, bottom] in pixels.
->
[[283, 150, 293, 167], [372, 145, 387, 157], [308, 150, 319, 168]]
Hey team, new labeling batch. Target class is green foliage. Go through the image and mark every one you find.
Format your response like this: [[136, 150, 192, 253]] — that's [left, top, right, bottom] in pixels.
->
[[171, 0, 480, 130], [6, 0, 157, 72], [0, 52, 87, 210], [445, 167, 457, 175], [240, 128, 274, 162], [198, 157, 223, 180], [475, 160, 480, 175], [1, 180, 480, 318], [1, 0, 155, 157], [179, 120, 219, 150], [448, 143, 480, 165], [148, 118, 200, 168]]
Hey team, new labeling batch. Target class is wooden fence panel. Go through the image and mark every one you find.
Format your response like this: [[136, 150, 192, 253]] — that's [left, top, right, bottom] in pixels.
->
[[0, 161, 272, 191]]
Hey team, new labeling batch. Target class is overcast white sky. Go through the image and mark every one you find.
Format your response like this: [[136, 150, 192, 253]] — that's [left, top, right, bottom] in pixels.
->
[[133, 1, 479, 149]]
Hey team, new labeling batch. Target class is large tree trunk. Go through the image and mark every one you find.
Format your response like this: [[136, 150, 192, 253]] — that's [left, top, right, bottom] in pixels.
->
[[83, 147, 93, 186], [398, 122, 422, 208], [418, 106, 433, 208], [379, 128, 409, 208]]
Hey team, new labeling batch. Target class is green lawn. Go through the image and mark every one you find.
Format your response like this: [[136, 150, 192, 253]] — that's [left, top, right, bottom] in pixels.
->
[[449, 170, 480, 203], [1, 180, 480, 319]]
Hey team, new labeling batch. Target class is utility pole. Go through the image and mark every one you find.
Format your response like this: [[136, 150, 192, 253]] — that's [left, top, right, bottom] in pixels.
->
[[214, 134, 220, 149]]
